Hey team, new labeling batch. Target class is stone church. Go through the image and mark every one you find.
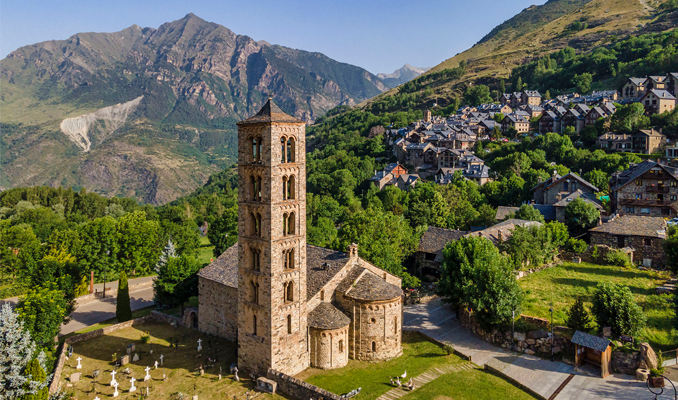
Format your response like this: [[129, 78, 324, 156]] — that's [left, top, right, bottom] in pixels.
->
[[197, 99, 403, 376]]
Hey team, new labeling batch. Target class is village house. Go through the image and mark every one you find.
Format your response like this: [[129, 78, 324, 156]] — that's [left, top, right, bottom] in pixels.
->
[[540, 110, 560, 134], [622, 77, 647, 101], [415, 227, 469, 276], [532, 171, 600, 206], [369, 163, 409, 190], [667, 145, 678, 159], [502, 114, 530, 134], [464, 219, 542, 245], [646, 75, 667, 91], [596, 133, 633, 151], [435, 163, 491, 186], [589, 215, 667, 268], [666, 73, 678, 96], [632, 129, 666, 154], [560, 108, 585, 134], [640, 89, 676, 115], [522, 90, 542, 106], [519, 104, 544, 118], [609, 160, 678, 217], [553, 189, 605, 223]]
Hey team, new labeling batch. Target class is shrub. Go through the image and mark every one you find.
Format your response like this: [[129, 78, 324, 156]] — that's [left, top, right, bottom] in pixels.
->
[[592, 282, 646, 337], [658, 351, 665, 374], [141, 334, 150, 344], [650, 368, 662, 378], [604, 249, 632, 268], [565, 298, 592, 332], [566, 238, 588, 254]]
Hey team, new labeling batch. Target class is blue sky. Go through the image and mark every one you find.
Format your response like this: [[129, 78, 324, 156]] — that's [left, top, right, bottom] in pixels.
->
[[0, 0, 545, 74]]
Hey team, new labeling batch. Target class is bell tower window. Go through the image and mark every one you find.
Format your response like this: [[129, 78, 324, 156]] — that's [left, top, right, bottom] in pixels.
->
[[250, 176, 262, 201], [281, 137, 287, 163], [252, 137, 262, 163], [251, 212, 262, 237], [287, 314, 292, 334], [253, 314, 257, 335], [251, 248, 261, 271], [288, 175, 295, 200], [287, 137, 295, 163], [282, 176, 288, 200], [251, 280, 259, 304], [284, 281, 294, 303], [283, 248, 295, 270]]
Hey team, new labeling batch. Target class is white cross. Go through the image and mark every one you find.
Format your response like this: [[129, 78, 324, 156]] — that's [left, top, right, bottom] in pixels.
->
[[129, 377, 137, 392], [145, 366, 151, 375], [113, 381, 119, 397], [154, 361, 158, 369], [76, 357, 82, 369], [160, 354, 164, 365], [94, 397, 100, 400], [197, 338, 202, 351], [111, 370, 117, 380]]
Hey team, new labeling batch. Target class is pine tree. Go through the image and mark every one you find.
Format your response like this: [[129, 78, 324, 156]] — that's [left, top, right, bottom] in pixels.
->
[[566, 298, 592, 332], [0, 304, 49, 399], [155, 239, 177, 273], [116, 270, 132, 322], [516, 76, 523, 91], [20, 359, 48, 400]]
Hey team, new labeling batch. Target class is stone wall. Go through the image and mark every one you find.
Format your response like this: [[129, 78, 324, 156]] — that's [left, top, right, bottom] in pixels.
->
[[611, 351, 641, 375], [590, 231, 664, 268], [49, 312, 176, 394], [198, 277, 238, 341], [336, 296, 402, 361], [267, 369, 342, 400], [309, 326, 349, 369]]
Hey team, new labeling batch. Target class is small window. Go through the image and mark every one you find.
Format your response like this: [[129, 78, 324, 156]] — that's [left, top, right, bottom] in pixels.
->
[[286, 281, 294, 303], [371, 318, 376, 324], [635, 194, 642, 200], [671, 181, 677, 187], [287, 314, 292, 334], [281, 137, 287, 163], [636, 180, 642, 186], [644, 238, 652, 246], [320, 290, 325, 301], [625, 207, 635, 213], [252, 248, 261, 271], [641, 208, 651, 214], [394, 317, 398, 334], [287, 137, 296, 163], [253, 314, 257, 336], [339, 340, 344, 353], [671, 195, 677, 201], [372, 342, 376, 352]]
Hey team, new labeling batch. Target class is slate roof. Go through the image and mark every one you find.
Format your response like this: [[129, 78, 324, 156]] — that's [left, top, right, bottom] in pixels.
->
[[610, 161, 678, 191], [308, 302, 351, 330], [495, 205, 556, 221], [495, 206, 520, 220], [571, 331, 610, 352], [644, 89, 676, 100], [237, 98, 304, 125], [553, 189, 604, 210], [590, 215, 667, 238], [341, 270, 403, 301], [465, 219, 542, 244], [628, 77, 647, 86], [418, 226, 469, 256], [464, 164, 490, 179], [532, 172, 599, 193], [197, 244, 238, 288], [307, 245, 351, 300]]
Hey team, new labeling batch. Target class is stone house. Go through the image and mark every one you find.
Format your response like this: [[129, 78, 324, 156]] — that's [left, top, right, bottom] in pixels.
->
[[596, 133, 633, 151], [522, 90, 542, 106], [540, 110, 560, 134], [404, 143, 433, 167], [532, 171, 599, 206], [622, 77, 647, 100], [586, 106, 610, 126], [415, 227, 469, 276], [640, 89, 676, 115], [589, 215, 667, 268], [667, 145, 678, 159], [646, 75, 667, 91], [553, 189, 605, 223], [197, 100, 403, 376], [609, 160, 678, 217], [666, 73, 678, 96], [501, 114, 530, 134], [519, 104, 544, 118], [631, 129, 666, 154], [369, 163, 408, 190], [560, 109, 585, 134]]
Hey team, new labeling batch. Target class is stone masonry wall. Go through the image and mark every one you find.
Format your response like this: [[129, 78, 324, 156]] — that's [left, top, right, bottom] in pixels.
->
[[267, 369, 342, 400], [309, 326, 349, 369], [198, 277, 238, 341], [590, 232, 664, 267], [337, 296, 402, 361]]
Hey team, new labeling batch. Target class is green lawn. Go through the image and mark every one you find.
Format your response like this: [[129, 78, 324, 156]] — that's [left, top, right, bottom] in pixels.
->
[[401, 368, 537, 400], [519, 262, 676, 350], [298, 332, 535, 400], [197, 235, 215, 267]]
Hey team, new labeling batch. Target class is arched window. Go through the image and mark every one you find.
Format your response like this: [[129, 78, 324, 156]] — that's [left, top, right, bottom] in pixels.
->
[[287, 175, 295, 200], [253, 314, 257, 335], [282, 176, 288, 200], [251, 280, 259, 304], [250, 176, 262, 201], [394, 317, 398, 334], [283, 249, 294, 270], [252, 248, 260, 271], [320, 290, 325, 301], [286, 281, 294, 303], [372, 341, 376, 352], [339, 340, 344, 353], [283, 212, 289, 236], [251, 213, 261, 237], [288, 212, 295, 235], [287, 137, 295, 163], [252, 138, 262, 163], [287, 314, 292, 334], [281, 137, 287, 163]]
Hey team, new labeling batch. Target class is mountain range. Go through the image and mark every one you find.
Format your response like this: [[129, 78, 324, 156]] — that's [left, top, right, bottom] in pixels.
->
[[377, 64, 429, 87], [0, 13, 389, 204]]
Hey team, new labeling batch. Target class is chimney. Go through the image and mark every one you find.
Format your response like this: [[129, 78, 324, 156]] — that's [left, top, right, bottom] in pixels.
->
[[348, 243, 359, 261], [553, 170, 557, 178]]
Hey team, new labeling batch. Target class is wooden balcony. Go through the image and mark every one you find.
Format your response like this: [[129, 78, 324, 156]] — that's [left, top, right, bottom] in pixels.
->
[[619, 198, 671, 206], [645, 185, 670, 193]]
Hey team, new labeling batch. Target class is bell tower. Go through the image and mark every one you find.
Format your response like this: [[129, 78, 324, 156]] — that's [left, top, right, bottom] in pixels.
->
[[236, 99, 309, 375]]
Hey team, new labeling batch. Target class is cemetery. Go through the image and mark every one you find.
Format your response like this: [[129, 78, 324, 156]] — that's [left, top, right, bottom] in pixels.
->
[[57, 320, 288, 399]]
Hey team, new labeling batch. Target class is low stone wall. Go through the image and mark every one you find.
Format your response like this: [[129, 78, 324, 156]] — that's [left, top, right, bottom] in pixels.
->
[[515, 261, 561, 280], [459, 308, 572, 357], [49, 311, 181, 394], [267, 369, 342, 400], [611, 351, 641, 375]]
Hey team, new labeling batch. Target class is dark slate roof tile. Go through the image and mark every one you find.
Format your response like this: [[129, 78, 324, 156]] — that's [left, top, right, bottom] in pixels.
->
[[589, 215, 667, 238], [308, 302, 351, 330], [571, 330, 610, 352], [197, 244, 238, 288]]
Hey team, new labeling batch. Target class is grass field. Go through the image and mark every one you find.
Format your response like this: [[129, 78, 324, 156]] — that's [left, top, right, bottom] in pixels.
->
[[197, 236, 215, 267], [519, 262, 675, 350], [62, 321, 288, 400], [298, 331, 535, 400]]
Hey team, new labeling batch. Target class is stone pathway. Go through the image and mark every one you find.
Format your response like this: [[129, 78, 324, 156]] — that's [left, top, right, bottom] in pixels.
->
[[376, 362, 475, 400], [404, 297, 673, 400]]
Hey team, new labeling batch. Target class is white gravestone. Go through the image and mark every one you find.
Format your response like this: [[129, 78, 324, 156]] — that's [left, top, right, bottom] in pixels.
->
[[112, 381, 119, 397], [132, 353, 139, 362], [110, 370, 118, 386], [160, 354, 164, 366], [144, 366, 151, 382], [76, 357, 82, 369], [129, 377, 137, 392], [154, 360, 159, 370], [197, 338, 202, 352]]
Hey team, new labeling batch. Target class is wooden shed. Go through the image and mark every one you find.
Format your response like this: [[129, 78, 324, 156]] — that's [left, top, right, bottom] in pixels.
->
[[571, 330, 612, 378]]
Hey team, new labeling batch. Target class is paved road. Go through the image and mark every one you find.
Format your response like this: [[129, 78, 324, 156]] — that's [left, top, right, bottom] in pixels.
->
[[1, 276, 157, 336], [404, 297, 672, 400]]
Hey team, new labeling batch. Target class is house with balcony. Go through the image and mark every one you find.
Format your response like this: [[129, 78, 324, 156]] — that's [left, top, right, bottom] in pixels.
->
[[622, 77, 647, 100], [640, 89, 676, 115], [631, 129, 666, 154], [609, 160, 678, 217], [532, 171, 600, 206]]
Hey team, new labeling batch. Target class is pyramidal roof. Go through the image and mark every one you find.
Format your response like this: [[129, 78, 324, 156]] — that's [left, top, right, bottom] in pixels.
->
[[237, 98, 305, 125]]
